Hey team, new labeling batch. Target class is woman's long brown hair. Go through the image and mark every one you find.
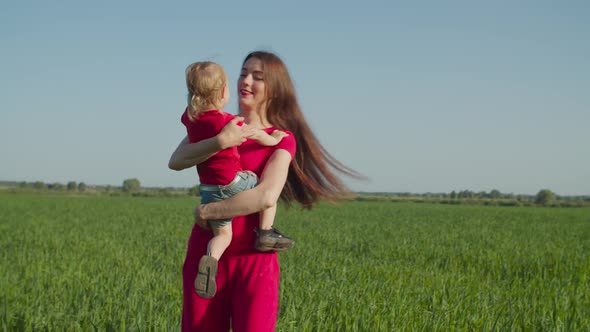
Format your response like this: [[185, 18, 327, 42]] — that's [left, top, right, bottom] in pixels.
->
[[243, 51, 364, 209]]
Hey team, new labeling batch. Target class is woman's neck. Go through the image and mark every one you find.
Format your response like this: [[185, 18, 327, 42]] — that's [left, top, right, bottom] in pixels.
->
[[239, 106, 271, 129]]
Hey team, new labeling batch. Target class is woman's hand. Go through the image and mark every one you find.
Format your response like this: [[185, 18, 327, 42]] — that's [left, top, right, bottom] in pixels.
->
[[218, 116, 255, 149], [194, 204, 211, 231]]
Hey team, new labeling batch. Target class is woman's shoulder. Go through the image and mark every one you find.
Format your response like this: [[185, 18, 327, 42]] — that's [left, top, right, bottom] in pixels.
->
[[271, 128, 296, 158]]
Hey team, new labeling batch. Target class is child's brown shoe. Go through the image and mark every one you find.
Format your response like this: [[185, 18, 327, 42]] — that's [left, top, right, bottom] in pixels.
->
[[254, 227, 295, 252], [194, 255, 218, 298]]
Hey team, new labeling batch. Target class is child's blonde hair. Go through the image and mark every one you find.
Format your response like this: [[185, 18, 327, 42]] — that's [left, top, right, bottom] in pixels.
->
[[185, 61, 227, 119]]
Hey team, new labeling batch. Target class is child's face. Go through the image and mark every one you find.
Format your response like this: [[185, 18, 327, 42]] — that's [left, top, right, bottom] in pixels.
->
[[219, 83, 230, 109]]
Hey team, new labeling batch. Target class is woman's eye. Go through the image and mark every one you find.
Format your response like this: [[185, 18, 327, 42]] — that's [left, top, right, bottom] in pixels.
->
[[254, 76, 264, 81]]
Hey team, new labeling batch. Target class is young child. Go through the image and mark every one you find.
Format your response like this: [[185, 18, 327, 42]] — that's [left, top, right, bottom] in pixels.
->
[[182, 61, 295, 298]]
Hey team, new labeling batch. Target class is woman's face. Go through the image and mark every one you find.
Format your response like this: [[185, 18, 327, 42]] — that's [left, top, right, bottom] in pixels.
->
[[238, 57, 267, 110]]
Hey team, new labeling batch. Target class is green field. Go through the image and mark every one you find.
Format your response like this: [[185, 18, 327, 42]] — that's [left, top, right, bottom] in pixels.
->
[[1, 192, 589, 331]]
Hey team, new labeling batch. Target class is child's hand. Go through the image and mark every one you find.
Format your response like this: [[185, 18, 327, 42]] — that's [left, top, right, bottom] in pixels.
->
[[249, 129, 288, 146], [247, 129, 263, 141], [219, 117, 255, 149], [270, 130, 288, 141]]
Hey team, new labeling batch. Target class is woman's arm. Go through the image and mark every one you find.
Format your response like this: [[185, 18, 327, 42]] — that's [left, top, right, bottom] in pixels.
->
[[168, 135, 222, 171], [195, 149, 292, 224], [168, 116, 252, 171]]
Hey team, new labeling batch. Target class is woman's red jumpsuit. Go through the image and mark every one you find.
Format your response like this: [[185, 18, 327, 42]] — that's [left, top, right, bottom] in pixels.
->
[[182, 128, 296, 332]]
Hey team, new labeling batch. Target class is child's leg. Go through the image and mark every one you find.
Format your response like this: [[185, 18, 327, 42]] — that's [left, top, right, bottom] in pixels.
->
[[255, 204, 295, 252], [208, 224, 232, 260], [259, 204, 277, 231]]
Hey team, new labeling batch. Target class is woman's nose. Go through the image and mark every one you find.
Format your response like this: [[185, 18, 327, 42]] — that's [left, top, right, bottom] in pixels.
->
[[241, 74, 253, 86]]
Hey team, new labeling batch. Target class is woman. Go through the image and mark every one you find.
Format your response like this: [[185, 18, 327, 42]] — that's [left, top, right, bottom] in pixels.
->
[[169, 51, 360, 332]]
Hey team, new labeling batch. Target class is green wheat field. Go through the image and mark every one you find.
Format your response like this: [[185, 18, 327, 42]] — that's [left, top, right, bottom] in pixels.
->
[[1, 192, 589, 331]]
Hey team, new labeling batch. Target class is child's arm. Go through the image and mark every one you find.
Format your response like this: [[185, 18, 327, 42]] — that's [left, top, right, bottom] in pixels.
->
[[250, 129, 288, 147]]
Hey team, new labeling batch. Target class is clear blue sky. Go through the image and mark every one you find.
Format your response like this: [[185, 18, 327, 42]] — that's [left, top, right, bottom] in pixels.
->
[[1, 0, 589, 195]]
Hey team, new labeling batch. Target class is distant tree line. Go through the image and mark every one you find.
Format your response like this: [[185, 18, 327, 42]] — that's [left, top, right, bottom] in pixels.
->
[[355, 188, 589, 208], [15, 180, 88, 192], [2, 180, 588, 207], [2, 179, 193, 198]]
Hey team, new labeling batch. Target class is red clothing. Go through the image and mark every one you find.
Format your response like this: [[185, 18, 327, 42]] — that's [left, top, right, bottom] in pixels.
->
[[182, 109, 242, 185], [182, 127, 296, 332]]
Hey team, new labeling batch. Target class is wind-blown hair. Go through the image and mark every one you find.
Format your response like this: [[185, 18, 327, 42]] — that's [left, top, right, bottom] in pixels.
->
[[243, 51, 363, 208]]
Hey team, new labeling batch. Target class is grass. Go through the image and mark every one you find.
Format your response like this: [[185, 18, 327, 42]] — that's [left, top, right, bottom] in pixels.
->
[[1, 192, 589, 331]]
